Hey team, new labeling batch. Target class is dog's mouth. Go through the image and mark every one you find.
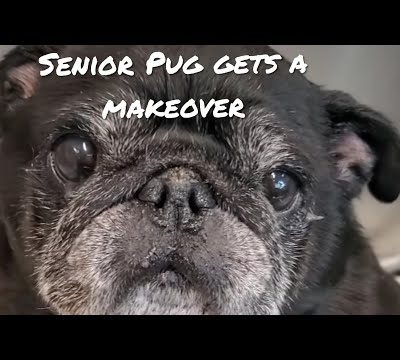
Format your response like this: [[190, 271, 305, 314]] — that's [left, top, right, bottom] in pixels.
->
[[131, 248, 205, 289], [155, 264, 190, 288], [111, 263, 214, 315]]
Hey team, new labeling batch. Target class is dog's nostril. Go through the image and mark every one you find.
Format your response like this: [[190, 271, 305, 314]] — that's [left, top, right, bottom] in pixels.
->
[[138, 178, 166, 205], [188, 189, 201, 214], [155, 185, 168, 208], [189, 184, 216, 212]]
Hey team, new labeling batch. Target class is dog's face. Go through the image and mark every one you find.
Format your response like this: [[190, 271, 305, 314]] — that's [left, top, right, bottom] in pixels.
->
[[0, 45, 399, 315]]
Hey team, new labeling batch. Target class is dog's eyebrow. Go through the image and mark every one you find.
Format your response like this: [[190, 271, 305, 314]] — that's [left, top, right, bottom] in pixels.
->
[[43, 114, 96, 145]]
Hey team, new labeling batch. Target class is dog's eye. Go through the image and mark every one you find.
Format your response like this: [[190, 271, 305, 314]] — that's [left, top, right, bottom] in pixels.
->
[[51, 135, 96, 182], [263, 170, 300, 211]]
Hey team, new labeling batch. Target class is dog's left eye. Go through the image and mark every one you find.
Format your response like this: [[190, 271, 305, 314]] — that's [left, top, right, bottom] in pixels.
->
[[51, 135, 96, 183], [263, 170, 300, 211]]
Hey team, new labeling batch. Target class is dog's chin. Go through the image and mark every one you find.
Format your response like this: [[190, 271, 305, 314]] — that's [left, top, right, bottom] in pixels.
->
[[111, 271, 210, 315]]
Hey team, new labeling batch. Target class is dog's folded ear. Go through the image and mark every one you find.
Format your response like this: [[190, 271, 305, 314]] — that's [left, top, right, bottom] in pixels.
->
[[0, 45, 63, 112], [324, 89, 400, 203], [0, 45, 63, 138]]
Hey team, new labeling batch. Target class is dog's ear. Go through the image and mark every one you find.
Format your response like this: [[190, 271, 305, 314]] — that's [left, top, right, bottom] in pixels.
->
[[0, 46, 63, 108], [0, 45, 63, 137], [324, 89, 400, 203]]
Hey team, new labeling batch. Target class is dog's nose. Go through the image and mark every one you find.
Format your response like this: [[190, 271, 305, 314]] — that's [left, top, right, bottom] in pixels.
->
[[138, 168, 216, 227]]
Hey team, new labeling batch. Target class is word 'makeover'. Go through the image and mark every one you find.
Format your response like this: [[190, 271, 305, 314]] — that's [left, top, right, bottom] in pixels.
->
[[102, 98, 245, 120]]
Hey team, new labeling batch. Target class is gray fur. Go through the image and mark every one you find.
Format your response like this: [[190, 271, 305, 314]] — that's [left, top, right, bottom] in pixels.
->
[[1, 45, 400, 315]]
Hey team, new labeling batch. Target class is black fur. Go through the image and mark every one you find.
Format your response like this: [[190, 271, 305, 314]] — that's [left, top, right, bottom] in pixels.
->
[[0, 45, 400, 315]]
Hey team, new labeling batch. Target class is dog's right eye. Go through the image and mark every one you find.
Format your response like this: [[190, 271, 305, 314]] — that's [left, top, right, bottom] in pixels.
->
[[51, 135, 97, 183], [263, 170, 301, 211]]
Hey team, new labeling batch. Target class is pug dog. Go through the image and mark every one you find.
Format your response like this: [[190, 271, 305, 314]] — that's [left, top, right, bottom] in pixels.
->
[[1, 45, 400, 315]]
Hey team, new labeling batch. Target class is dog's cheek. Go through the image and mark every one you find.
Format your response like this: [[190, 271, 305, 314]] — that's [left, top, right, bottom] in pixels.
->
[[197, 211, 273, 314], [273, 195, 330, 295], [35, 212, 124, 314], [16, 159, 68, 257], [35, 201, 165, 314]]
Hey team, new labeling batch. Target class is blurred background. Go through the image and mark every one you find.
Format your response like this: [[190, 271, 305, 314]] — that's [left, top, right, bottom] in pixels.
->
[[1, 45, 399, 281]]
